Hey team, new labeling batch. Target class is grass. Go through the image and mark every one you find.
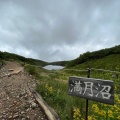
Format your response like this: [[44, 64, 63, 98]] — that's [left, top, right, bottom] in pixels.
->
[[70, 54, 120, 71], [25, 64, 120, 120]]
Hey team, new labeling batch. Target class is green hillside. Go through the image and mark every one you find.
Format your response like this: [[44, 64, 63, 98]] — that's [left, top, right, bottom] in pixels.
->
[[0, 51, 68, 67], [71, 54, 120, 71], [66, 45, 120, 71], [0, 51, 48, 67]]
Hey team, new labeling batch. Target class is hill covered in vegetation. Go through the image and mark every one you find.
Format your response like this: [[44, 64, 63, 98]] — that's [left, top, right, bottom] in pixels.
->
[[66, 45, 120, 71], [0, 51, 48, 67], [0, 51, 67, 67]]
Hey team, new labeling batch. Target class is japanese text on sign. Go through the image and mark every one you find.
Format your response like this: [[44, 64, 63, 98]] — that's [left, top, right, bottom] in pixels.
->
[[68, 76, 114, 105]]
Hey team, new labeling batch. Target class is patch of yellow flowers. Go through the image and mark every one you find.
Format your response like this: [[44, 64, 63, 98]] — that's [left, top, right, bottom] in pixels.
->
[[91, 93, 120, 119], [45, 83, 53, 93], [73, 107, 81, 120], [72, 93, 120, 120], [44, 83, 120, 120], [73, 107, 97, 120]]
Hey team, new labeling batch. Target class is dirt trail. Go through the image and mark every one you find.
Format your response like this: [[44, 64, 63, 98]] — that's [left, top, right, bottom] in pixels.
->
[[0, 61, 47, 120]]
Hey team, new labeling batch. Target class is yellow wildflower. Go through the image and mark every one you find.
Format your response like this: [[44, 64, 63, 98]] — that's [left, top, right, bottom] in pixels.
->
[[45, 83, 48, 89], [88, 116, 92, 120], [118, 100, 120, 104], [45, 83, 53, 93], [108, 110, 114, 118], [99, 110, 106, 117], [48, 86, 53, 93], [115, 94, 119, 100], [73, 108, 81, 120], [114, 105, 117, 108], [92, 104, 99, 113], [117, 116, 120, 119], [103, 104, 107, 107]]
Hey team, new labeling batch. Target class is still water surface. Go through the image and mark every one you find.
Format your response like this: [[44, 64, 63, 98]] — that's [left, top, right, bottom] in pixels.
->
[[43, 65, 64, 70]]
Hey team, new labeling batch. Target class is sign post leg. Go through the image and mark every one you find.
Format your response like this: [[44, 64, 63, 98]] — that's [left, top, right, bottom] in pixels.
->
[[85, 68, 91, 120], [85, 99, 88, 120]]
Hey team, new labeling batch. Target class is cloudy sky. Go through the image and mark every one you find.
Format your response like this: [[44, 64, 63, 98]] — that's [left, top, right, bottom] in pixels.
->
[[0, 0, 120, 62]]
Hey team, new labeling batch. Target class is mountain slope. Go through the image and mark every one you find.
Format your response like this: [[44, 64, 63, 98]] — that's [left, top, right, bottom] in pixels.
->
[[66, 45, 120, 69], [0, 51, 68, 67], [0, 51, 48, 67], [71, 54, 120, 71]]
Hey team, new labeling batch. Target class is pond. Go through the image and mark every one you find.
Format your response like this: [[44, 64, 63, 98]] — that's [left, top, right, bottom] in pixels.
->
[[43, 65, 64, 70]]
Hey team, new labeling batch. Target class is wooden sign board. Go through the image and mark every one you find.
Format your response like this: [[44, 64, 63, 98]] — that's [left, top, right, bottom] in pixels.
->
[[68, 76, 114, 105]]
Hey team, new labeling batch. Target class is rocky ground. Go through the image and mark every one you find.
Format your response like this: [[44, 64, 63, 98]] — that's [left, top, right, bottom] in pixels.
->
[[0, 61, 47, 120]]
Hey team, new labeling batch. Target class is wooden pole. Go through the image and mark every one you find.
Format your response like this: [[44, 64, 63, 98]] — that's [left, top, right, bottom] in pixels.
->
[[86, 68, 91, 120], [85, 99, 88, 120]]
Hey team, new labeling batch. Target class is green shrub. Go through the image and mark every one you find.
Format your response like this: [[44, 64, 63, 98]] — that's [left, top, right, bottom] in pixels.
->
[[24, 65, 39, 78]]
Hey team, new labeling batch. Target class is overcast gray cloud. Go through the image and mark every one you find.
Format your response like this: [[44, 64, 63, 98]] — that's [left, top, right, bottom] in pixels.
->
[[0, 0, 120, 62]]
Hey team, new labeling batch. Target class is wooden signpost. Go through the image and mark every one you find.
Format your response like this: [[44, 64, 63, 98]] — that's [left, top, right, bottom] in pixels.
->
[[68, 69, 114, 120], [68, 76, 114, 104]]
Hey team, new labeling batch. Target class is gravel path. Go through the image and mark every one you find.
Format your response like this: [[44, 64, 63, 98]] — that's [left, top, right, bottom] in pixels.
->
[[0, 61, 47, 120]]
